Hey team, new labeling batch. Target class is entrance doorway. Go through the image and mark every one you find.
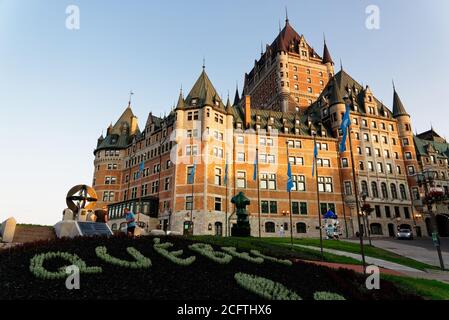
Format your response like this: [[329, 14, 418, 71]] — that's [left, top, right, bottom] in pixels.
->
[[215, 222, 223, 237], [415, 226, 422, 237], [387, 223, 395, 237]]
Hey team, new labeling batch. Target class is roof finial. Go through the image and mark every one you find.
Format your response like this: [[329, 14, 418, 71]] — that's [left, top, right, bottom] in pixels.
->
[[285, 6, 289, 24], [323, 32, 326, 44], [128, 90, 134, 108], [261, 41, 263, 56], [340, 58, 343, 71], [278, 19, 281, 33], [202, 57, 206, 70], [392, 79, 396, 91]]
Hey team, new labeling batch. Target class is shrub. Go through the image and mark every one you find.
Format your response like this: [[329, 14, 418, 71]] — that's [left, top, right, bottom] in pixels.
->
[[154, 241, 196, 266], [222, 247, 264, 264], [313, 291, 346, 300], [95, 246, 151, 269], [250, 250, 292, 266], [30, 251, 102, 280], [188, 243, 232, 264], [234, 272, 302, 300]]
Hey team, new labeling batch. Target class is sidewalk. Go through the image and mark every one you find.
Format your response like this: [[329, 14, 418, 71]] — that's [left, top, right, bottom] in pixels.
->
[[294, 244, 449, 284], [294, 244, 424, 273]]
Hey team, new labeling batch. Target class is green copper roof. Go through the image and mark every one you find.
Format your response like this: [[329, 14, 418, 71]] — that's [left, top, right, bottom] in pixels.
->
[[184, 70, 225, 110], [414, 135, 449, 158]]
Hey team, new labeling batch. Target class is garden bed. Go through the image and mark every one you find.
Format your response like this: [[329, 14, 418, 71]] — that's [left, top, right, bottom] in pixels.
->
[[0, 235, 421, 300]]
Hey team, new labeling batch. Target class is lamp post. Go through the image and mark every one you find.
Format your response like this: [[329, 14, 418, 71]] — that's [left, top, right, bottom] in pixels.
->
[[415, 170, 446, 270]]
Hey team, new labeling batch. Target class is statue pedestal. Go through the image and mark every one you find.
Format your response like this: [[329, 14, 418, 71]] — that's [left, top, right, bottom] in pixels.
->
[[231, 192, 252, 237], [231, 223, 251, 237]]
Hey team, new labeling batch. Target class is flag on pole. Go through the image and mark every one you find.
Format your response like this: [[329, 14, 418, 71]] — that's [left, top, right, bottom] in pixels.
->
[[253, 149, 258, 181], [188, 160, 196, 184], [224, 154, 229, 186], [287, 160, 294, 192], [136, 160, 145, 179], [312, 142, 318, 177], [339, 104, 351, 152]]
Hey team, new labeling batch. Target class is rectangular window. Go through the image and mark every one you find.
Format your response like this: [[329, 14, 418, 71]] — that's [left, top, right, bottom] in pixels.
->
[[237, 171, 246, 188], [215, 168, 222, 186], [375, 205, 381, 218], [344, 181, 352, 195], [385, 206, 391, 218], [187, 166, 195, 184], [292, 175, 306, 191], [342, 158, 349, 168], [237, 152, 245, 162], [214, 197, 222, 211], [186, 196, 193, 210], [164, 177, 170, 191], [237, 136, 244, 144], [318, 177, 333, 193], [404, 207, 411, 219]]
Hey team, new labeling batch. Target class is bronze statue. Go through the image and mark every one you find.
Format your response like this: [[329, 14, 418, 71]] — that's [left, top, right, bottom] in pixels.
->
[[231, 192, 251, 237]]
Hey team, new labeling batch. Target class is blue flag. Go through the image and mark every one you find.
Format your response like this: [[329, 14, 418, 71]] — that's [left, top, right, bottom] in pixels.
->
[[139, 161, 145, 172], [253, 150, 258, 181], [287, 161, 294, 192], [188, 160, 196, 184], [339, 105, 351, 152], [312, 142, 318, 177], [224, 154, 229, 186]]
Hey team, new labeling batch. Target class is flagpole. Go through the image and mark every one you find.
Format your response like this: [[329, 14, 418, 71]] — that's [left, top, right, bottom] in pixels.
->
[[139, 161, 144, 225], [313, 133, 324, 260], [347, 123, 367, 274], [225, 153, 229, 237], [190, 162, 194, 236], [256, 147, 261, 238], [286, 142, 294, 247]]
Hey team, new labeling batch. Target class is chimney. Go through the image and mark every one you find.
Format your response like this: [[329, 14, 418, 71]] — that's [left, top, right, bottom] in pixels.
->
[[244, 95, 251, 129]]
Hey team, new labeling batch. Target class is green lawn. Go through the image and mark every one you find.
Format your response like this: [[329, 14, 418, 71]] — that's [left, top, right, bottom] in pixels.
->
[[382, 274, 449, 300], [190, 236, 449, 300], [190, 236, 361, 265], [263, 237, 438, 271]]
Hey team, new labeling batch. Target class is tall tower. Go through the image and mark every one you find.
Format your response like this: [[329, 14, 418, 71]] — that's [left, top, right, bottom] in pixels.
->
[[243, 18, 332, 112], [93, 102, 139, 209], [392, 83, 419, 190]]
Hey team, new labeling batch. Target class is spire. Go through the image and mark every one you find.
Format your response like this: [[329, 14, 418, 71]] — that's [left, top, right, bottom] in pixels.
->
[[392, 82, 409, 118], [128, 90, 134, 108], [285, 6, 289, 24], [226, 93, 233, 116], [340, 58, 343, 71], [176, 87, 185, 110], [329, 77, 344, 106], [322, 35, 334, 65], [202, 57, 206, 71], [233, 82, 240, 106]]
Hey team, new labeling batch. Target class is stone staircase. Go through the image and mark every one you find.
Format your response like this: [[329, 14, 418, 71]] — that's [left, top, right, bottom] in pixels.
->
[[12, 225, 56, 243]]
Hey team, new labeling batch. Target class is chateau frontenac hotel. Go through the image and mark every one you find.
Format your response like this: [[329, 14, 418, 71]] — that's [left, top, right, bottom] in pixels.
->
[[92, 18, 449, 238]]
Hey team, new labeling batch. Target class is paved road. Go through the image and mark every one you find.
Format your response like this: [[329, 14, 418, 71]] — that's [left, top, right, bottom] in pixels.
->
[[344, 238, 449, 269]]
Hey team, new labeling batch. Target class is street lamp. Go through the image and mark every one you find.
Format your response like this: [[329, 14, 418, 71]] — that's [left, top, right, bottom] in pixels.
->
[[415, 170, 446, 270]]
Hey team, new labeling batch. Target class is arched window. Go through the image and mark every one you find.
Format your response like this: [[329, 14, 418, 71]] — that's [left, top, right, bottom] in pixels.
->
[[370, 223, 383, 235], [391, 184, 398, 199], [371, 182, 379, 198], [265, 222, 275, 233], [381, 183, 388, 199], [361, 181, 369, 197], [400, 184, 407, 200], [296, 222, 307, 234]]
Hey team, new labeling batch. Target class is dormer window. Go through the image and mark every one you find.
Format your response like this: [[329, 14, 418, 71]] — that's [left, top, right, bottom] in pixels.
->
[[284, 127, 289, 134], [257, 115, 261, 121], [296, 119, 300, 125], [354, 105, 359, 112], [236, 123, 242, 129], [270, 117, 274, 123], [191, 99, 198, 106], [215, 101, 219, 107], [268, 125, 272, 131]]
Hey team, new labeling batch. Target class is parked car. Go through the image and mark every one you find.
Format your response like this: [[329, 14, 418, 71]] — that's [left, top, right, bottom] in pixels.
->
[[396, 229, 413, 240]]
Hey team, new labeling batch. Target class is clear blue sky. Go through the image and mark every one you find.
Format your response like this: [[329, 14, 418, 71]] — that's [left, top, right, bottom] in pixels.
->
[[1, 0, 449, 225]]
